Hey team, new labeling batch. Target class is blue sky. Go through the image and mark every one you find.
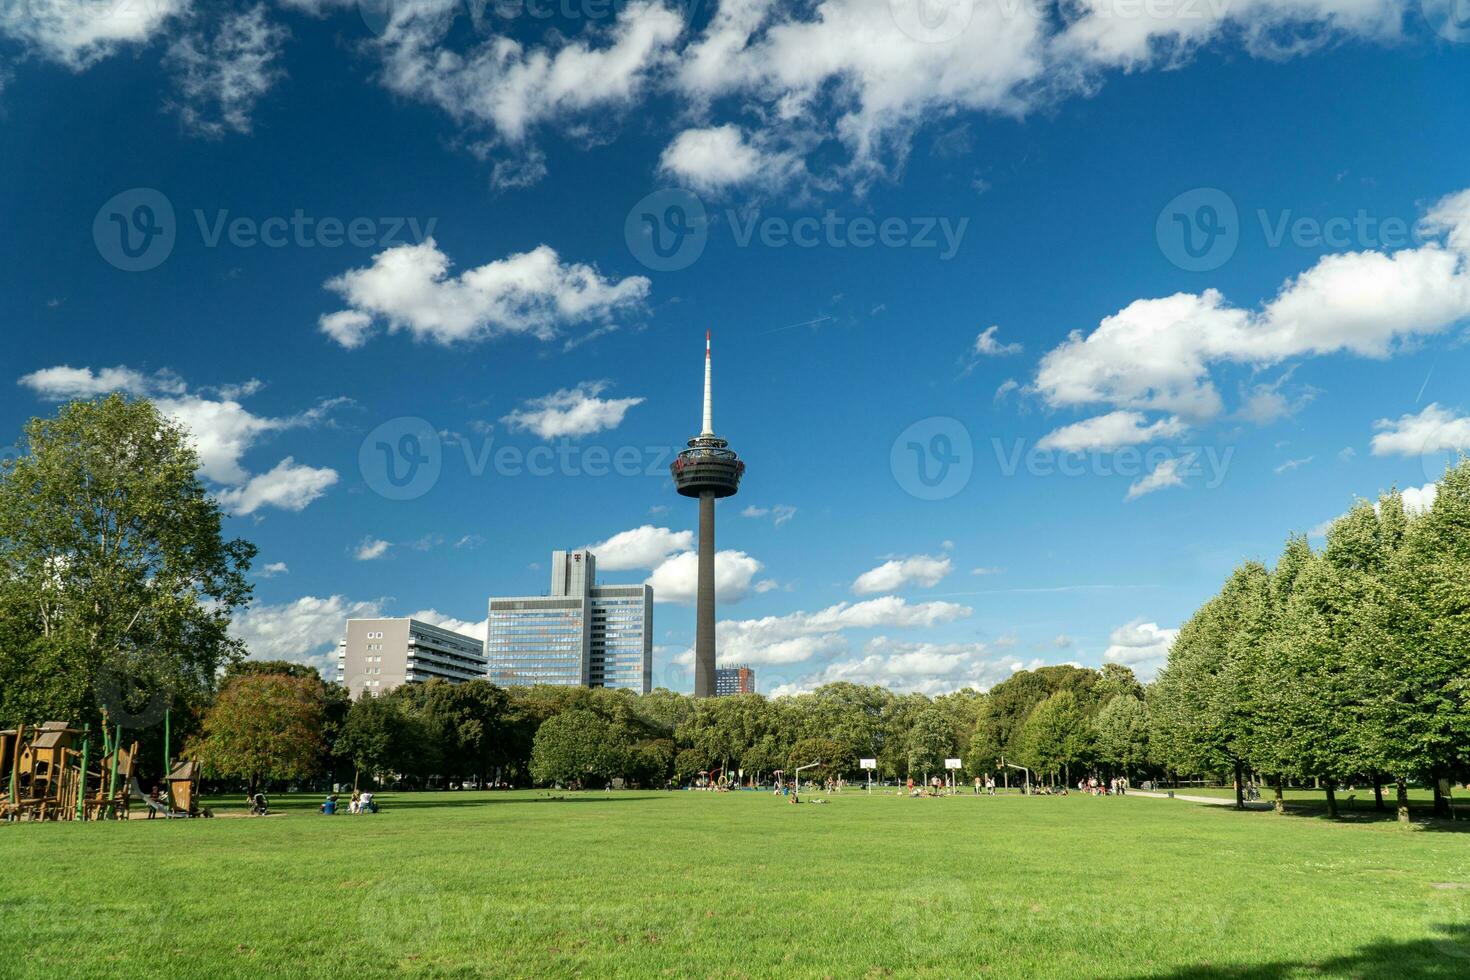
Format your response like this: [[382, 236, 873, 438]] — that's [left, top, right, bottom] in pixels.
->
[[3, 1, 1469, 693]]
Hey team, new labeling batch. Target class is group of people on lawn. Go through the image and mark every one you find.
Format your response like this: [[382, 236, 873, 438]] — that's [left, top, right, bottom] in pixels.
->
[[320, 790, 376, 815]]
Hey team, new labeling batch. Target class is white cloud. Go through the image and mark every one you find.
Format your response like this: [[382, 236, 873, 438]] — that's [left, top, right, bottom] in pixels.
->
[[683, 596, 972, 668], [1126, 456, 1190, 501], [852, 554, 952, 594], [659, 123, 802, 192], [1311, 480, 1440, 539], [1401, 482, 1440, 513], [1274, 456, 1314, 475], [1037, 411, 1188, 453], [741, 503, 796, 526], [1036, 189, 1470, 422], [501, 381, 644, 439], [216, 457, 338, 515], [972, 325, 1022, 357], [409, 609, 488, 643], [1103, 618, 1178, 678], [1370, 403, 1470, 456], [321, 239, 649, 348], [376, 0, 682, 153], [17, 365, 341, 514], [165, 5, 287, 138], [259, 562, 289, 577], [586, 525, 693, 571], [767, 637, 1042, 697], [1056, 0, 1402, 69], [355, 537, 392, 561], [646, 549, 764, 604], [231, 593, 382, 673], [18, 365, 185, 400], [0, 0, 188, 69]]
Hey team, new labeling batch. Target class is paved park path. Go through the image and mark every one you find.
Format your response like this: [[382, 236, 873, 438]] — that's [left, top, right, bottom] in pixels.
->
[[1130, 790, 1275, 810]]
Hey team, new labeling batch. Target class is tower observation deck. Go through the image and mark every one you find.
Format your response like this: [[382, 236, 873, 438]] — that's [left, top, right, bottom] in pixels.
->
[[672, 331, 744, 697]]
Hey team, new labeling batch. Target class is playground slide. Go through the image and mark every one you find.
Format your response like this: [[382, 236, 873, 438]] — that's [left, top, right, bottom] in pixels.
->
[[130, 776, 170, 816]]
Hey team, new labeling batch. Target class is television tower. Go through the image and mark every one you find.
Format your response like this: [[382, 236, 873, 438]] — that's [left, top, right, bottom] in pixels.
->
[[671, 331, 745, 697]]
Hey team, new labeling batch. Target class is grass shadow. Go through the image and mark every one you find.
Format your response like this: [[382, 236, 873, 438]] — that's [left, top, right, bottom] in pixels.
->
[[1145, 923, 1470, 978]]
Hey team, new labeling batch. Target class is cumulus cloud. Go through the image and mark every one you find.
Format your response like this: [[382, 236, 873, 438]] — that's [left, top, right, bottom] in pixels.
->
[[851, 554, 952, 594], [374, 0, 681, 177], [410, 609, 488, 642], [259, 562, 289, 577], [17, 365, 342, 514], [680, 596, 973, 668], [501, 381, 644, 439], [659, 123, 802, 192], [18, 365, 185, 400], [164, 5, 287, 137], [646, 549, 764, 605], [321, 239, 649, 348], [231, 593, 382, 673], [1035, 189, 1470, 423], [355, 537, 392, 561], [0, 0, 188, 68], [1037, 411, 1188, 453], [1311, 480, 1441, 539], [767, 637, 1042, 697], [585, 525, 693, 571], [215, 457, 337, 516], [1103, 618, 1178, 678], [1370, 403, 1470, 456], [1126, 456, 1191, 501]]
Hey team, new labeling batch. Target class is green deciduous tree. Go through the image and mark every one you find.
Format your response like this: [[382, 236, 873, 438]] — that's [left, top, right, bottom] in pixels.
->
[[1093, 694, 1149, 776], [529, 709, 626, 788], [0, 395, 255, 729], [192, 672, 326, 794], [1013, 690, 1092, 784]]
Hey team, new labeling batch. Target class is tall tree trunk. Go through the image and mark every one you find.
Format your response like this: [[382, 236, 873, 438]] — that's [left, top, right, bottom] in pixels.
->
[[1396, 776, 1410, 824], [1373, 775, 1385, 811], [1274, 774, 1286, 815], [1324, 779, 1338, 819], [1234, 761, 1245, 810], [1433, 775, 1450, 818]]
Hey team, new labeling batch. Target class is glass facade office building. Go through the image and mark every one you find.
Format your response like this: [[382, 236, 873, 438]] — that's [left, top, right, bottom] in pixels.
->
[[486, 550, 652, 693]]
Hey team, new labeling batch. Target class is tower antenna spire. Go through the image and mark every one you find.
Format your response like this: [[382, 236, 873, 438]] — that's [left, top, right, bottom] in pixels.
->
[[701, 329, 714, 437]]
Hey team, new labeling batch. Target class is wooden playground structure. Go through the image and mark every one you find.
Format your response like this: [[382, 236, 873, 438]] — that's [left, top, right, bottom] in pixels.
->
[[0, 721, 206, 821]]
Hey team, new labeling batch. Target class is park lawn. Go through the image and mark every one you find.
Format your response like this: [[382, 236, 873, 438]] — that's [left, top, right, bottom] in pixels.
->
[[1, 791, 1467, 979]]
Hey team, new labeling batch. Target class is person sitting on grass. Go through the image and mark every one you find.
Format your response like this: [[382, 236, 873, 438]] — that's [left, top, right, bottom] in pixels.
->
[[360, 790, 376, 814], [321, 794, 337, 815]]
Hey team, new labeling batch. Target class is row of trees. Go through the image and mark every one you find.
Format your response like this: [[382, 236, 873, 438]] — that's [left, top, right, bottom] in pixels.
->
[[1149, 460, 1470, 819], [183, 660, 1169, 793]]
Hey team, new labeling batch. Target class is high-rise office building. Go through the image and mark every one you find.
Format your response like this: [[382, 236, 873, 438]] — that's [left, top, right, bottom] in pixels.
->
[[485, 550, 653, 692], [715, 665, 756, 696], [336, 617, 487, 699]]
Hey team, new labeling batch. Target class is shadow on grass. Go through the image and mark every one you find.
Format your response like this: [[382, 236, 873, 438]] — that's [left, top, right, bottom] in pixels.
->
[[1147, 923, 1470, 978], [1197, 798, 1470, 834], [383, 794, 669, 809]]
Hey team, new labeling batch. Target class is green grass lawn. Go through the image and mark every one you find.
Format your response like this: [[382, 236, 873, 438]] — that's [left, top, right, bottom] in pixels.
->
[[2, 790, 1468, 978]]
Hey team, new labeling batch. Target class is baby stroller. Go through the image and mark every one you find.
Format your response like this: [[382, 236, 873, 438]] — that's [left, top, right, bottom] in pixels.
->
[[248, 791, 270, 816]]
